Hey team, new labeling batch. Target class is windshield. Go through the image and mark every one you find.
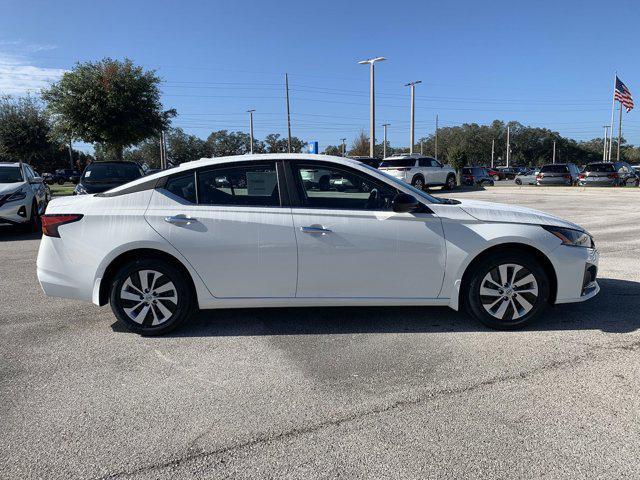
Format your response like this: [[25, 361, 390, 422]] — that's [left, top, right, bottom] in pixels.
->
[[585, 163, 615, 173], [379, 159, 415, 168], [0, 167, 23, 183], [361, 163, 451, 204], [83, 163, 142, 183]]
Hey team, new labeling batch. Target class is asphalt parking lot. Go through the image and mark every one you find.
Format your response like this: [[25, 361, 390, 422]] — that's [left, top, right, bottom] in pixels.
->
[[1, 186, 639, 479]]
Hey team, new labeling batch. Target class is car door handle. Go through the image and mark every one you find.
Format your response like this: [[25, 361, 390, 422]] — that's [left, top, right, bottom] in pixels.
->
[[164, 215, 197, 226], [300, 225, 332, 235]]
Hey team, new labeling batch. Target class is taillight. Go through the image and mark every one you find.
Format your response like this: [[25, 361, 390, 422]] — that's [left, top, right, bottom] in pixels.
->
[[578, 173, 585, 179], [41, 214, 83, 237], [608, 173, 619, 179], [536, 174, 543, 180], [395, 167, 411, 171], [563, 174, 571, 179]]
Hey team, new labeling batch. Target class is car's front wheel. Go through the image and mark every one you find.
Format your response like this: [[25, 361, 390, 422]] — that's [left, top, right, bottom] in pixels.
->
[[465, 251, 550, 329], [109, 257, 195, 335], [411, 176, 425, 190]]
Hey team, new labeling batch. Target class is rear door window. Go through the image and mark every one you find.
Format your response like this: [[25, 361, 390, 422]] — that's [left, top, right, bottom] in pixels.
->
[[197, 162, 281, 207]]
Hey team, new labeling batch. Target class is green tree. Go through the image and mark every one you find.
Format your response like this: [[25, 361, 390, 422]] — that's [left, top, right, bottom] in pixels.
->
[[206, 130, 257, 156], [264, 133, 307, 153], [0, 95, 52, 166], [323, 145, 342, 156], [43, 58, 176, 160], [447, 145, 468, 185]]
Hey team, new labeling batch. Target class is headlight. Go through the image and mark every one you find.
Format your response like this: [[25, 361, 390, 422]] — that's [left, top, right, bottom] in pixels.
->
[[6, 188, 27, 202], [542, 225, 594, 248], [74, 184, 88, 195]]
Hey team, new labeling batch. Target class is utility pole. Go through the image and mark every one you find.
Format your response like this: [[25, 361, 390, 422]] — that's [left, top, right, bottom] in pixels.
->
[[607, 72, 617, 162], [491, 139, 495, 168], [405, 80, 421, 154], [358, 57, 386, 157], [435, 114, 439, 160], [382, 124, 389, 159], [285, 73, 292, 153], [420, 140, 424, 155], [506, 124, 510, 167], [341, 138, 347, 156], [552, 140, 556, 164], [602, 125, 609, 161], [247, 109, 255, 154], [617, 103, 623, 162], [159, 131, 166, 169]]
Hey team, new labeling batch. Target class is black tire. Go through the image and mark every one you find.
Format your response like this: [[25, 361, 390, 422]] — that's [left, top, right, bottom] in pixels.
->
[[464, 250, 550, 330], [515, 178, 522, 185], [444, 174, 456, 190], [411, 176, 425, 190], [25, 200, 40, 233], [109, 257, 195, 335]]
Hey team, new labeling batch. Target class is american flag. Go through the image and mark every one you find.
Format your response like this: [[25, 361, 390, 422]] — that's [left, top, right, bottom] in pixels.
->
[[614, 76, 634, 112]]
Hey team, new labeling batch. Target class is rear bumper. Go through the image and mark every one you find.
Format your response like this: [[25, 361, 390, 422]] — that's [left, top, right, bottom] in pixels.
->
[[537, 178, 572, 185]]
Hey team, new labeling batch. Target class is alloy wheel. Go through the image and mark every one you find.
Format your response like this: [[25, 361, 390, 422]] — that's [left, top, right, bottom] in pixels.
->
[[479, 263, 538, 321], [119, 269, 178, 326], [413, 178, 424, 190]]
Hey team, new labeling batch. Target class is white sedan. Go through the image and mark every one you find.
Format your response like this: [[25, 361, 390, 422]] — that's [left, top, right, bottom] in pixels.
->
[[37, 154, 599, 335]]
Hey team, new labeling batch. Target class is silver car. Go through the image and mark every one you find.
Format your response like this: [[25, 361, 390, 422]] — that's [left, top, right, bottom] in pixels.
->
[[578, 162, 639, 187], [536, 163, 580, 186], [515, 169, 538, 185]]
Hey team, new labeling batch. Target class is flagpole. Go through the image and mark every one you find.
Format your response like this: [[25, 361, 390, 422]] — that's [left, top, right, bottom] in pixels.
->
[[617, 102, 623, 162], [607, 72, 617, 161]]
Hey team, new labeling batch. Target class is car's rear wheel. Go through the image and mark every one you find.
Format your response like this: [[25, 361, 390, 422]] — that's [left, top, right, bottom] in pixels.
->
[[444, 174, 456, 190], [109, 258, 195, 335], [493, 174, 500, 181], [515, 178, 522, 185], [465, 251, 550, 329], [411, 176, 425, 190]]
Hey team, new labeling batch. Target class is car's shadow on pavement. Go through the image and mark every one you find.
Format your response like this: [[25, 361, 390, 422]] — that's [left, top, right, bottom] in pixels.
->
[[0, 228, 41, 242], [123, 277, 639, 337]]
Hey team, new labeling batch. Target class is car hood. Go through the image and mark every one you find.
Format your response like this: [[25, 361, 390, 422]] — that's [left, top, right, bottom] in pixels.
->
[[456, 199, 585, 231], [0, 182, 24, 195]]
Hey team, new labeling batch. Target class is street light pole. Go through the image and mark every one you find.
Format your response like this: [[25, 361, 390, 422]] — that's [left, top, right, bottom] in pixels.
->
[[405, 80, 421, 154], [602, 125, 609, 161], [491, 139, 495, 168], [435, 114, 439, 160], [341, 138, 347, 156], [358, 57, 386, 157], [247, 109, 255, 154], [552, 140, 556, 164], [382, 123, 390, 159], [506, 124, 510, 167]]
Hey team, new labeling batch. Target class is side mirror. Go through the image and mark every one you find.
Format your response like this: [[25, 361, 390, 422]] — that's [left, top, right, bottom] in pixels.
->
[[392, 192, 419, 213], [30, 176, 44, 184]]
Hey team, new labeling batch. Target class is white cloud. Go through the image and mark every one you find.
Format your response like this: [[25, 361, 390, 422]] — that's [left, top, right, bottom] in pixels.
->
[[0, 54, 65, 95], [0, 40, 65, 94]]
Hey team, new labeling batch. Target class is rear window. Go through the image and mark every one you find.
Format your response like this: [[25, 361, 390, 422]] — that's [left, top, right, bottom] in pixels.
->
[[379, 159, 416, 168], [585, 163, 615, 173], [83, 163, 142, 182], [540, 165, 569, 173]]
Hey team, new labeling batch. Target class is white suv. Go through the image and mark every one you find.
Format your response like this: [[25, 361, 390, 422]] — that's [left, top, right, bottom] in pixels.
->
[[0, 162, 48, 231], [378, 154, 457, 190]]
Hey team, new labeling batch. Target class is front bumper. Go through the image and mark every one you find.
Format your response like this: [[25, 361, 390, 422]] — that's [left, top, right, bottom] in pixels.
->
[[0, 200, 30, 225], [552, 245, 600, 304]]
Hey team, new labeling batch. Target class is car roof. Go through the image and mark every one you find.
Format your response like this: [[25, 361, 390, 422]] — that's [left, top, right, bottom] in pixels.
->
[[107, 154, 372, 190]]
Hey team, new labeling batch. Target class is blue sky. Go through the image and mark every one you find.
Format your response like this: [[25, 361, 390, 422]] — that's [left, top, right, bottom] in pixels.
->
[[1, 0, 639, 153]]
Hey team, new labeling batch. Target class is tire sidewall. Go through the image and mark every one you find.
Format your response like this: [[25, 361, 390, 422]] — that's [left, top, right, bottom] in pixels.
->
[[466, 251, 550, 329], [110, 257, 194, 335]]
